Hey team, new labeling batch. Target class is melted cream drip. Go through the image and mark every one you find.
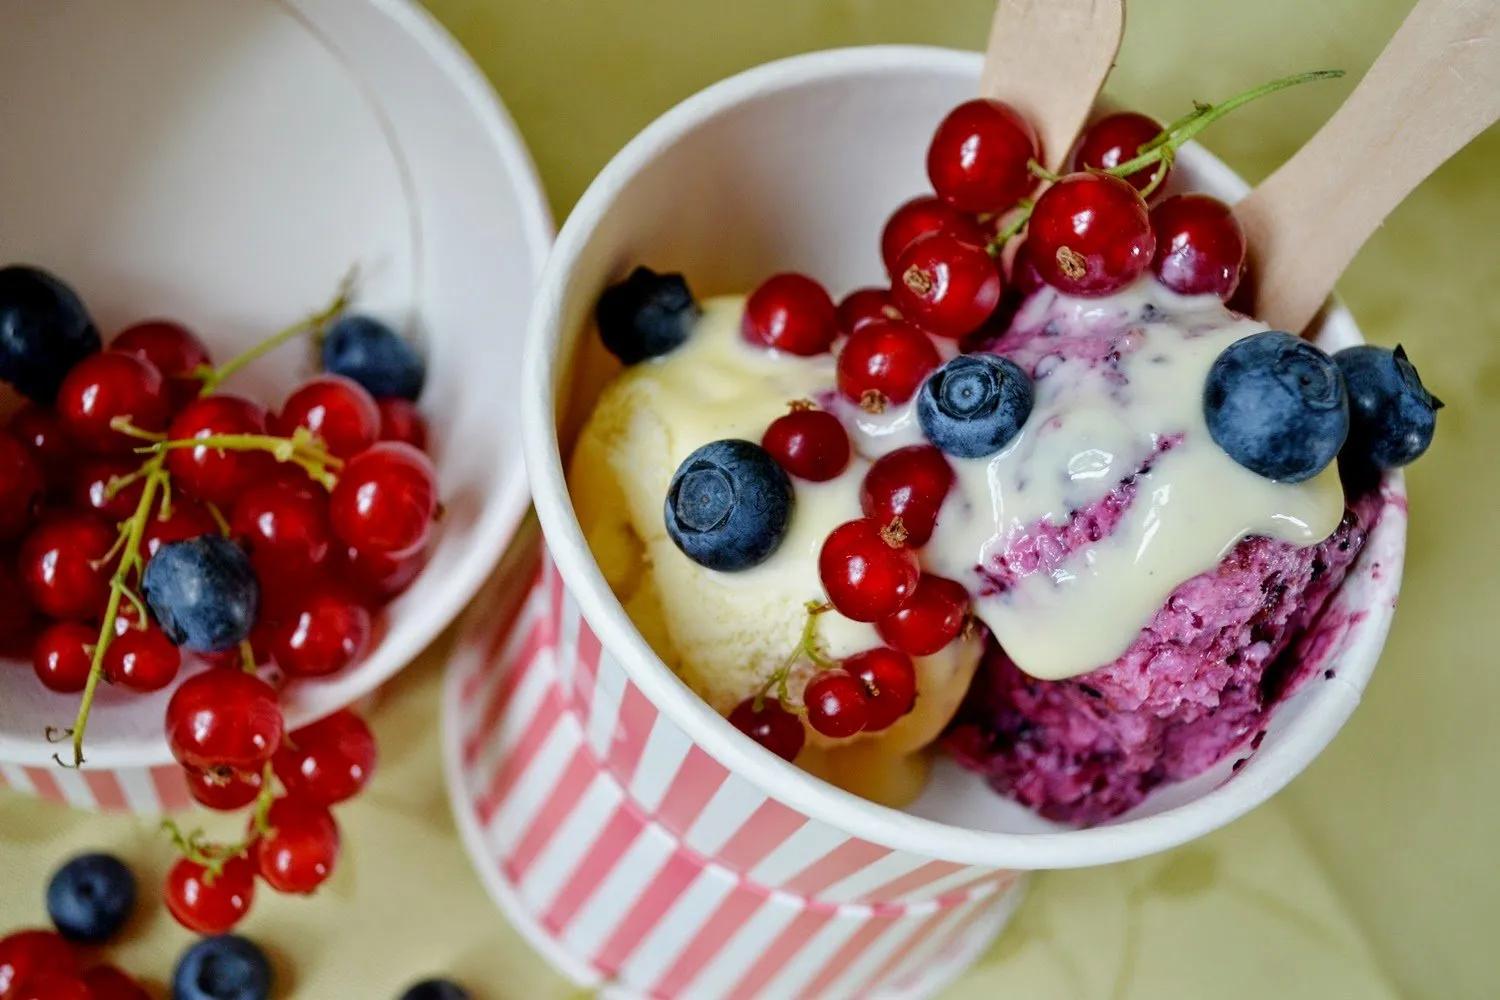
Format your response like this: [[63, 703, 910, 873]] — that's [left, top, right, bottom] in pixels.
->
[[838, 279, 1344, 680]]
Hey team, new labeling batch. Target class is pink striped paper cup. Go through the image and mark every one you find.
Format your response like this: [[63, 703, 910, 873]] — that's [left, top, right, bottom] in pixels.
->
[[445, 46, 1408, 998]]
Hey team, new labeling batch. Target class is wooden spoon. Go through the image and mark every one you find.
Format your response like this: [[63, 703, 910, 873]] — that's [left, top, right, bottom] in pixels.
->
[[978, 0, 1127, 171], [1236, 0, 1500, 333]]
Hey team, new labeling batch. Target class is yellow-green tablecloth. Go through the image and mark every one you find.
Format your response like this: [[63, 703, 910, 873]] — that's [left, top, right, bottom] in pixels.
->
[[3, 1, 1494, 997]]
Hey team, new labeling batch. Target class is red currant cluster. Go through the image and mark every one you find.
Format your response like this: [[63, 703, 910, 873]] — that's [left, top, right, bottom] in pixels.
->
[[730, 405, 970, 757], [0, 272, 436, 934], [163, 708, 376, 934], [718, 70, 1345, 763]]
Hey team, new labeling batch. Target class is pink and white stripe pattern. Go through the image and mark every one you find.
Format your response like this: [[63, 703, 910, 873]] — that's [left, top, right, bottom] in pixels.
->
[[446, 557, 1023, 999], [0, 760, 191, 813]]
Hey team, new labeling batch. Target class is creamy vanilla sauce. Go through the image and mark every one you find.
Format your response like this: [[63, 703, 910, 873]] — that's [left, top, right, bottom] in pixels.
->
[[684, 283, 1343, 683]]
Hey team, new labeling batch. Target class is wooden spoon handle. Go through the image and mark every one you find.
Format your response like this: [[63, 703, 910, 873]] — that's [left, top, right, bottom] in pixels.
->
[[979, 0, 1126, 171], [1236, 0, 1500, 333]]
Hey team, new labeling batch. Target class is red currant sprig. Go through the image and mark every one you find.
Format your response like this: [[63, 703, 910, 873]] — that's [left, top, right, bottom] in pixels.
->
[[981, 68, 1345, 281]]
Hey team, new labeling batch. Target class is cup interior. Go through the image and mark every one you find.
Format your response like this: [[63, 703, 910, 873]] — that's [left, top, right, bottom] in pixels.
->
[[0, 0, 551, 766], [535, 45, 1407, 866]]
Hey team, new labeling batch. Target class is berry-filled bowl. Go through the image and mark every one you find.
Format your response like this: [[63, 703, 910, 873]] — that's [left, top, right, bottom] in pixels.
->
[[0, 0, 551, 804], [444, 45, 1413, 997]]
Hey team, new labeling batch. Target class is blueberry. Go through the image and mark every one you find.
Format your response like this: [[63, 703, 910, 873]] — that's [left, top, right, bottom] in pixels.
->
[[596, 267, 699, 365], [1334, 344, 1441, 469], [664, 439, 791, 571], [399, 979, 471, 1000], [46, 852, 135, 943], [0, 264, 101, 403], [322, 315, 426, 400], [1204, 331, 1348, 483], [172, 934, 272, 1000], [917, 353, 1033, 459], [143, 536, 260, 652]]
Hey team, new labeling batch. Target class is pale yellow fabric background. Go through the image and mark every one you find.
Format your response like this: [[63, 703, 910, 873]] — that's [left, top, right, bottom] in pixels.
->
[[2, 1, 1495, 997]]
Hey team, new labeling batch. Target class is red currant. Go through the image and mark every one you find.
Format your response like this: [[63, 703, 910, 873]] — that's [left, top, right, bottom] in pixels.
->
[[1027, 172, 1155, 296], [54, 351, 169, 454], [275, 374, 380, 459], [69, 456, 144, 521], [880, 196, 988, 279], [1008, 239, 1045, 299], [8, 405, 75, 490], [843, 647, 918, 731], [8, 971, 92, 1000], [273, 709, 377, 805], [1072, 112, 1168, 193], [835, 321, 940, 413], [199, 625, 273, 672], [835, 287, 901, 336], [336, 544, 426, 602], [30, 624, 94, 694], [727, 698, 805, 762], [741, 273, 838, 356], [81, 966, 151, 1000], [927, 99, 1039, 213], [267, 587, 371, 678], [103, 623, 181, 692], [876, 574, 969, 656], [165, 670, 284, 772], [1149, 194, 1247, 300], [0, 558, 37, 651], [891, 233, 1002, 338], [184, 765, 263, 811], [859, 445, 953, 546], [19, 513, 115, 620], [165, 395, 273, 505], [761, 406, 849, 482], [163, 855, 254, 934], [0, 430, 44, 541], [110, 320, 212, 410], [329, 442, 437, 557], [141, 497, 217, 561], [803, 669, 869, 738], [254, 797, 340, 894], [0, 931, 79, 996], [376, 397, 428, 451], [818, 517, 920, 622], [231, 481, 332, 577]]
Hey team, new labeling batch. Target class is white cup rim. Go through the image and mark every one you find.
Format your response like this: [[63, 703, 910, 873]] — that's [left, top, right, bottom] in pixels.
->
[[522, 44, 1404, 869]]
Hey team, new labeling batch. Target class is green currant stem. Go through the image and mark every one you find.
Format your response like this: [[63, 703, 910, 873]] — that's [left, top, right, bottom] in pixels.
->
[[160, 761, 276, 881], [1026, 159, 1061, 183], [196, 269, 355, 397], [1107, 69, 1344, 180], [754, 603, 835, 713], [1137, 150, 1174, 200], [60, 454, 168, 768], [987, 198, 1035, 256], [206, 501, 232, 537], [146, 432, 343, 490], [239, 640, 257, 674]]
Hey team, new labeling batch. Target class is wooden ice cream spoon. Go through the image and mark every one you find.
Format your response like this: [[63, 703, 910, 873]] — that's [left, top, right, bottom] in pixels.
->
[[979, 0, 1127, 172], [1235, 0, 1500, 333]]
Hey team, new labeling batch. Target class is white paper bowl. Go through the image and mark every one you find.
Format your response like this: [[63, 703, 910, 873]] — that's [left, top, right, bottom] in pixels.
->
[[0, 0, 551, 779], [521, 45, 1406, 870]]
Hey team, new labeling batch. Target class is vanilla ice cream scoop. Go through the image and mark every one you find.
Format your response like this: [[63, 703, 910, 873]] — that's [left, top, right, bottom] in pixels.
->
[[570, 296, 983, 802]]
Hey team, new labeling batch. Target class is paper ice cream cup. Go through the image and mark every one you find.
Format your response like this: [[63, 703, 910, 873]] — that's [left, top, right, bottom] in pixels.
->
[[0, 0, 550, 811], [446, 46, 1407, 998]]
